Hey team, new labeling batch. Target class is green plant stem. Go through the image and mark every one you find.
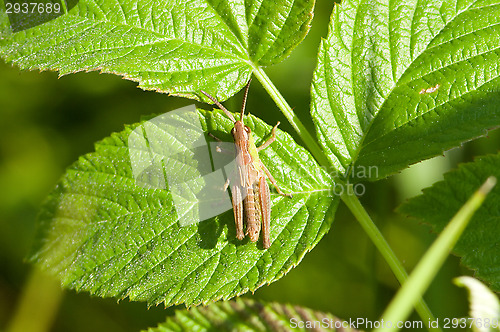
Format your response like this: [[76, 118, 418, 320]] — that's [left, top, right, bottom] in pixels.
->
[[374, 177, 497, 332], [255, 65, 441, 331], [252, 66, 330, 167], [341, 189, 441, 332], [61, 0, 68, 13], [7, 268, 63, 332]]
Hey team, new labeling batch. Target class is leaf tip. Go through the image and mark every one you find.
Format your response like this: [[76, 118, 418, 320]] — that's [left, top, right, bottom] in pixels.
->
[[479, 176, 496, 196]]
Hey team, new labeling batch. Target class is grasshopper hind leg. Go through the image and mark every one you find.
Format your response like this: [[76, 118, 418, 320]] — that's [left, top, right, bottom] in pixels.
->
[[231, 184, 244, 240], [258, 177, 271, 249]]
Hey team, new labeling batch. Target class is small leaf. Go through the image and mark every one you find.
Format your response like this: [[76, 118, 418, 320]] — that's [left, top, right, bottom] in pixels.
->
[[399, 153, 500, 291], [311, 0, 500, 180], [143, 298, 360, 332], [30, 108, 337, 306], [455, 276, 500, 332], [0, 0, 314, 101]]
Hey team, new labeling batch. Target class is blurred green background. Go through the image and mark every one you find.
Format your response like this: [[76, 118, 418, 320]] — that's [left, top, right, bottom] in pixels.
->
[[1, 1, 500, 331]]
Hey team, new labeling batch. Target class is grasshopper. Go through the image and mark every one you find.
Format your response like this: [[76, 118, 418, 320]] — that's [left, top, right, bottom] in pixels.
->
[[201, 80, 292, 249]]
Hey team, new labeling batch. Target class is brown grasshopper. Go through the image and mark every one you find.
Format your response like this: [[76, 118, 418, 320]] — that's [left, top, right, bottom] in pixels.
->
[[201, 80, 292, 249]]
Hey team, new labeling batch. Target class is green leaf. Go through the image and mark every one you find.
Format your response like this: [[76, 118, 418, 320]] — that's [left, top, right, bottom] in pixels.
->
[[378, 177, 495, 332], [0, 0, 314, 101], [30, 108, 336, 307], [399, 153, 500, 291], [143, 298, 360, 332], [455, 276, 500, 332], [311, 0, 500, 180]]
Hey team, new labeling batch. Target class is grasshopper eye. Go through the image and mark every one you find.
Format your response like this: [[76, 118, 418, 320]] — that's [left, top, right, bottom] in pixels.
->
[[231, 127, 235, 135], [245, 126, 251, 133]]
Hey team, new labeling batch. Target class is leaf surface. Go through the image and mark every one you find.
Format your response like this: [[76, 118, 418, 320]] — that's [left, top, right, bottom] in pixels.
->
[[311, 0, 500, 180], [0, 0, 314, 101], [31, 109, 336, 306], [399, 153, 500, 291], [143, 298, 360, 332]]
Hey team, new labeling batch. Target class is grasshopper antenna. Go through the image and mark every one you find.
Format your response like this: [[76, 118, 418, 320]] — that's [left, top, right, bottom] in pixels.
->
[[240, 79, 252, 121], [200, 89, 236, 123]]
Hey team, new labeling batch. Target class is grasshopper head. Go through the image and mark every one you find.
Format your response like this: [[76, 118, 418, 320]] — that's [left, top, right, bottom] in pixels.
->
[[231, 120, 250, 141]]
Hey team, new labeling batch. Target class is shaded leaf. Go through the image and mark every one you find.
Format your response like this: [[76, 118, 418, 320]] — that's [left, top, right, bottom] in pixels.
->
[[30, 108, 336, 306], [143, 298, 360, 332], [311, 0, 500, 180], [0, 0, 314, 101], [399, 153, 500, 291]]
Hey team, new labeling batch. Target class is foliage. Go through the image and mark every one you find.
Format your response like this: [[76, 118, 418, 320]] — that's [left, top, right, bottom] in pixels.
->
[[400, 154, 500, 291], [311, 0, 500, 179], [0, 0, 313, 101], [1, 0, 500, 331], [30, 109, 336, 306], [143, 298, 359, 332]]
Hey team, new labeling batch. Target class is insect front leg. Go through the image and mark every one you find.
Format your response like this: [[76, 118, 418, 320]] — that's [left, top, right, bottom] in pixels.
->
[[223, 178, 230, 191], [257, 122, 280, 152], [208, 132, 222, 142], [208, 132, 235, 154]]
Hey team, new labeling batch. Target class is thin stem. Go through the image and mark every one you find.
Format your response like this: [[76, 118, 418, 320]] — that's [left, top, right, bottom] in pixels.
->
[[252, 66, 330, 167], [7, 268, 63, 332], [254, 65, 440, 330], [375, 177, 497, 332], [341, 189, 442, 332], [60, 0, 68, 13]]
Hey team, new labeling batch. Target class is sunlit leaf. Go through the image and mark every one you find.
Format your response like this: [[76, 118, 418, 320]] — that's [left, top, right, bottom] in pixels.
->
[[0, 0, 314, 101], [30, 108, 336, 306], [311, 0, 500, 180]]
